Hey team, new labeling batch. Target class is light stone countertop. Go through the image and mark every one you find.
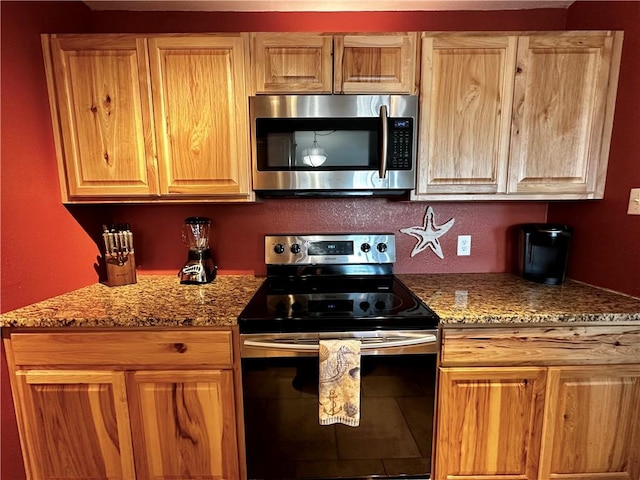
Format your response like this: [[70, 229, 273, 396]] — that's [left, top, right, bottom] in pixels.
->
[[1, 273, 639, 328], [0, 275, 265, 328], [397, 273, 640, 325]]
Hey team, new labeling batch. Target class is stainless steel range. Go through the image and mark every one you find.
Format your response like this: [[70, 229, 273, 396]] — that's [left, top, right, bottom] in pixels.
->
[[239, 234, 439, 480]]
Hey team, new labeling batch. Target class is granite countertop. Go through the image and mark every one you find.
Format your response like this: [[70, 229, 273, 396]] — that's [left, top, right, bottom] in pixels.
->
[[398, 273, 640, 325], [1, 273, 639, 328], [0, 275, 265, 328]]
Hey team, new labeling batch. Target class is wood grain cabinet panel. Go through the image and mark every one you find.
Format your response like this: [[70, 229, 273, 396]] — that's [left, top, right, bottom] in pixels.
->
[[47, 35, 159, 199], [435, 367, 547, 480], [128, 370, 239, 480], [334, 33, 418, 94], [251, 32, 418, 94], [3, 329, 242, 480], [14, 370, 135, 480], [44, 34, 253, 203], [539, 366, 640, 480], [10, 330, 233, 367], [436, 327, 640, 480], [440, 326, 640, 367], [149, 36, 252, 198], [251, 33, 333, 93], [508, 34, 620, 197], [413, 31, 623, 201], [416, 35, 516, 195]]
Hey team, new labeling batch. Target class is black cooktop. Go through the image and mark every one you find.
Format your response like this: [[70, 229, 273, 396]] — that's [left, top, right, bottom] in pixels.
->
[[238, 275, 439, 334]]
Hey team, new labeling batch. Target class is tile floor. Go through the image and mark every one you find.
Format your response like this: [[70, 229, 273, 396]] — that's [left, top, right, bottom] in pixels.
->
[[243, 355, 436, 479]]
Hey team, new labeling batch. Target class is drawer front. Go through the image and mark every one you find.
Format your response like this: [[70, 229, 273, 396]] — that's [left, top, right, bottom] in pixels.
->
[[9, 330, 233, 368], [441, 325, 640, 367]]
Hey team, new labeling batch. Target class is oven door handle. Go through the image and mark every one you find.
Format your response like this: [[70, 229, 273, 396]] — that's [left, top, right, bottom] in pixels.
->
[[243, 333, 437, 352]]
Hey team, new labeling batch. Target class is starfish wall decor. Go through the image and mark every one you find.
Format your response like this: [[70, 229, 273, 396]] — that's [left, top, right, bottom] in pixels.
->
[[400, 206, 455, 259]]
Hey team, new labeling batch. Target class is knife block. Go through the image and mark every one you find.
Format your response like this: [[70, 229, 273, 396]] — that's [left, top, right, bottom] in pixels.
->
[[105, 252, 137, 287]]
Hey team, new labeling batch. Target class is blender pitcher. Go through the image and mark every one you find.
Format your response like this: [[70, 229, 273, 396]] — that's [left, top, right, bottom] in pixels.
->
[[179, 217, 217, 284]]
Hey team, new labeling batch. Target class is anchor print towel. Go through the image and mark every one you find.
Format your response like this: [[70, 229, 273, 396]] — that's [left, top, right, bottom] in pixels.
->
[[318, 339, 361, 427]]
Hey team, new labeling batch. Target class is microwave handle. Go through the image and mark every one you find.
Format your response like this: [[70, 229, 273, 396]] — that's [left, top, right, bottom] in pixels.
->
[[379, 104, 388, 179]]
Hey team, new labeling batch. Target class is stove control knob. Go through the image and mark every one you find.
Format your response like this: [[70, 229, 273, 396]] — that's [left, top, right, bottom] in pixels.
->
[[377, 242, 388, 253], [359, 301, 370, 311], [360, 243, 371, 253], [290, 243, 301, 254], [273, 243, 285, 254], [375, 300, 386, 310]]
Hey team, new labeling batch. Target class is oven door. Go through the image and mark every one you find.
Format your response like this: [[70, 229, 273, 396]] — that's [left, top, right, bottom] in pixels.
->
[[241, 329, 437, 479]]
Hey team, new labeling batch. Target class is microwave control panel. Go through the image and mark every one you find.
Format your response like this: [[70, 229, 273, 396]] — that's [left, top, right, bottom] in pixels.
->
[[389, 118, 413, 170]]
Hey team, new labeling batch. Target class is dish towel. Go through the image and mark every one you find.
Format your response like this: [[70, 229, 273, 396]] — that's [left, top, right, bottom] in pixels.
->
[[318, 339, 361, 427]]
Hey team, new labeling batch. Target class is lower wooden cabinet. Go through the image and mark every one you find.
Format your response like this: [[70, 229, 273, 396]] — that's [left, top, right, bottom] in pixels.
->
[[3, 329, 242, 480], [436, 367, 546, 480], [128, 370, 239, 480], [14, 370, 135, 480], [435, 326, 640, 480], [540, 366, 640, 480]]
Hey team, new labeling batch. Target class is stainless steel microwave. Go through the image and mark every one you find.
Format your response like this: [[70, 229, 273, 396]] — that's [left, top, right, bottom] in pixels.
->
[[249, 95, 418, 197]]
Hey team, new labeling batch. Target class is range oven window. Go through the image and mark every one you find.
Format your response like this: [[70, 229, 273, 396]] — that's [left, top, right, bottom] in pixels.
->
[[242, 354, 435, 479], [255, 118, 379, 170]]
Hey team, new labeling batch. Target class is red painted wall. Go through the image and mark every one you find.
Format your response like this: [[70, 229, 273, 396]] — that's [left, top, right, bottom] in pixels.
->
[[90, 9, 567, 33], [1, 3, 94, 479], [547, 1, 640, 297], [91, 200, 547, 277], [3, 3, 606, 479]]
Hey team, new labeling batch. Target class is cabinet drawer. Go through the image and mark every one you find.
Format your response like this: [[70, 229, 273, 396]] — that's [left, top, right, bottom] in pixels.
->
[[9, 330, 233, 368], [441, 325, 640, 367]]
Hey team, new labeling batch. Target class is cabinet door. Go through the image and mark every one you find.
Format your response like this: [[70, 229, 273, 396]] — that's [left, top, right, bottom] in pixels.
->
[[539, 366, 640, 480], [416, 36, 516, 195], [127, 370, 240, 480], [435, 367, 546, 480], [334, 33, 418, 94], [13, 370, 135, 480], [149, 35, 252, 199], [251, 33, 333, 93], [508, 33, 620, 196], [48, 35, 159, 199]]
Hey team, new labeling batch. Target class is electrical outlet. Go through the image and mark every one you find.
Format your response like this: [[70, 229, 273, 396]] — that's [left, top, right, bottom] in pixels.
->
[[457, 235, 471, 256], [628, 188, 640, 215]]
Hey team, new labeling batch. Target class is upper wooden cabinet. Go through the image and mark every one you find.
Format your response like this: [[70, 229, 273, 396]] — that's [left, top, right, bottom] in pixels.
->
[[250, 32, 419, 94], [417, 35, 516, 195], [435, 326, 640, 480], [43, 34, 253, 203], [250, 33, 333, 93], [148, 36, 252, 198], [414, 31, 623, 200], [46, 35, 159, 199], [508, 34, 620, 197]]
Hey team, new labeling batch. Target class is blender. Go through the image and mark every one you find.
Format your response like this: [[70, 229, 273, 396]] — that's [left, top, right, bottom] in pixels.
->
[[179, 217, 217, 284]]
